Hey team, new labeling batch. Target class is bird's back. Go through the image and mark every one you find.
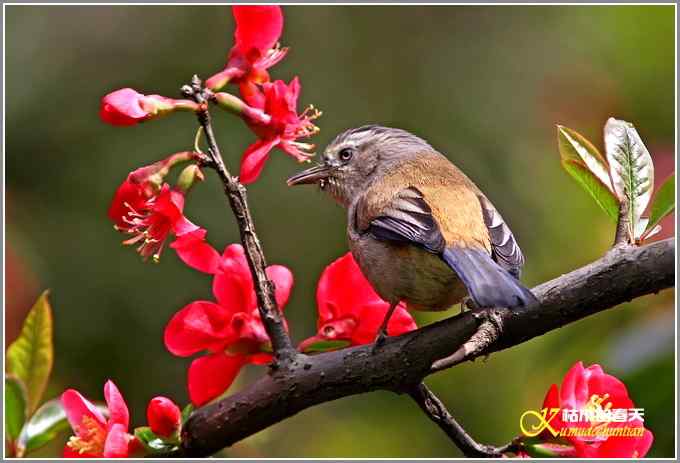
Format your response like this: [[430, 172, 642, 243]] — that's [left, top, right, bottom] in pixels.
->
[[355, 151, 492, 252], [349, 149, 533, 310]]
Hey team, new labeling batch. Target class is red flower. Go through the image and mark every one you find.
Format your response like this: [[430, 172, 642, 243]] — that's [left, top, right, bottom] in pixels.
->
[[110, 182, 199, 262], [205, 6, 287, 91], [239, 78, 320, 184], [299, 252, 416, 352], [147, 396, 181, 438], [164, 244, 293, 406], [61, 380, 135, 458], [537, 361, 653, 458], [108, 156, 218, 267], [100, 88, 199, 126]]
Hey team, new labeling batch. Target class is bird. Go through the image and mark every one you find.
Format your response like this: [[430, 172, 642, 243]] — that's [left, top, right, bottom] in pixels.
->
[[287, 125, 537, 345]]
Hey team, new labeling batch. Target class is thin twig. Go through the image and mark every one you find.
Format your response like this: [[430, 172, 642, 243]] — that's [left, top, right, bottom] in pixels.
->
[[181, 76, 296, 362], [430, 311, 502, 372], [408, 383, 515, 457], [613, 197, 631, 247]]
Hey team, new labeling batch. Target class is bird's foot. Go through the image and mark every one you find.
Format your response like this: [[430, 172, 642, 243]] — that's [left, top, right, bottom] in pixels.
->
[[371, 330, 388, 354], [461, 296, 478, 312]]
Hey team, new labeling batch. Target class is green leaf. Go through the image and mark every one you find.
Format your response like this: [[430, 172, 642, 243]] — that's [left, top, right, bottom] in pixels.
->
[[561, 159, 620, 222], [6, 290, 54, 414], [181, 403, 194, 425], [604, 118, 654, 240], [5, 376, 28, 443], [557, 125, 613, 191], [134, 426, 177, 454], [646, 173, 675, 234], [301, 339, 351, 353], [16, 398, 69, 456]]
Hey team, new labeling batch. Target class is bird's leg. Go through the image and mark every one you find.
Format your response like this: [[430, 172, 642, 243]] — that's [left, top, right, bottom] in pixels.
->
[[372, 301, 399, 352]]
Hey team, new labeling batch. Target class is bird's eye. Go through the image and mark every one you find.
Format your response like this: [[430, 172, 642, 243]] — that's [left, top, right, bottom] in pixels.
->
[[339, 148, 354, 162]]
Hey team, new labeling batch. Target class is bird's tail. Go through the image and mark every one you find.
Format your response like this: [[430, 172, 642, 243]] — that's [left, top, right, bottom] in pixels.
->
[[442, 247, 537, 309]]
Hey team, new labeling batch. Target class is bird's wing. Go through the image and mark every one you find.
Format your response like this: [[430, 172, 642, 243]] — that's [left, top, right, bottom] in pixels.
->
[[354, 152, 491, 251], [477, 195, 525, 278], [364, 186, 445, 253]]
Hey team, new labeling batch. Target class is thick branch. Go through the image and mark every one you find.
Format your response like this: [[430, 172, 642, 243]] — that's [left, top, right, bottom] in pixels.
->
[[181, 76, 295, 359], [179, 238, 674, 456], [408, 383, 514, 457]]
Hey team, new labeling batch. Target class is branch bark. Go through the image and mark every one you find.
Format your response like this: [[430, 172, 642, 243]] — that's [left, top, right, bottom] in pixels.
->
[[179, 237, 674, 456], [408, 383, 515, 457], [614, 197, 631, 246], [181, 76, 295, 361]]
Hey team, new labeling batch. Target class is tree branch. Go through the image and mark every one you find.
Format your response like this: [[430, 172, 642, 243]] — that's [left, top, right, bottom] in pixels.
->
[[614, 197, 631, 246], [178, 237, 674, 456], [181, 76, 295, 361], [408, 383, 515, 457]]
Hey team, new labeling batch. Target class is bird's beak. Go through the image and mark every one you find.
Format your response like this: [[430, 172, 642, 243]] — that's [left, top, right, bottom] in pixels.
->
[[286, 164, 330, 186]]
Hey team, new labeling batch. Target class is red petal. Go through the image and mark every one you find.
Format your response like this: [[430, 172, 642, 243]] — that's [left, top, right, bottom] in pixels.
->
[[635, 429, 654, 457], [172, 216, 200, 237], [103, 423, 129, 457], [584, 426, 647, 457], [213, 264, 256, 314], [103, 380, 129, 430], [164, 301, 234, 356], [265, 265, 294, 309], [61, 389, 107, 435], [316, 252, 387, 325], [229, 311, 270, 346], [100, 88, 148, 126], [107, 177, 148, 228], [264, 80, 296, 122], [559, 361, 584, 409], [285, 77, 301, 111], [232, 6, 283, 57], [239, 81, 266, 109], [239, 139, 279, 184], [584, 364, 633, 408], [188, 353, 247, 406], [248, 352, 273, 365], [541, 383, 560, 410], [221, 243, 247, 263], [171, 229, 221, 274], [350, 302, 415, 345], [217, 245, 255, 294], [386, 304, 417, 335]]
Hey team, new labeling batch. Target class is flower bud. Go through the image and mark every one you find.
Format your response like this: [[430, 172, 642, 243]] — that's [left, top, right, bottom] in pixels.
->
[[176, 164, 205, 194], [146, 396, 181, 438], [129, 151, 199, 187], [213, 92, 271, 125], [100, 88, 199, 126], [205, 67, 244, 92]]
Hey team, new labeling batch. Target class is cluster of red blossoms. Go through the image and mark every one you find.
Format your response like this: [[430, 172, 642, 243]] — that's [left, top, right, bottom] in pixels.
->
[[67, 6, 415, 457], [103, 6, 320, 267], [64, 5, 654, 459], [100, 5, 319, 185]]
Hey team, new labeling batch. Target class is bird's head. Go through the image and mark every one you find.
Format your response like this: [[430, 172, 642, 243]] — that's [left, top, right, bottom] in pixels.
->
[[287, 125, 432, 207]]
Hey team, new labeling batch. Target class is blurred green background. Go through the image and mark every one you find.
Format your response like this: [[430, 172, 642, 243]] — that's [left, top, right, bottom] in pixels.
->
[[5, 4, 675, 458]]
